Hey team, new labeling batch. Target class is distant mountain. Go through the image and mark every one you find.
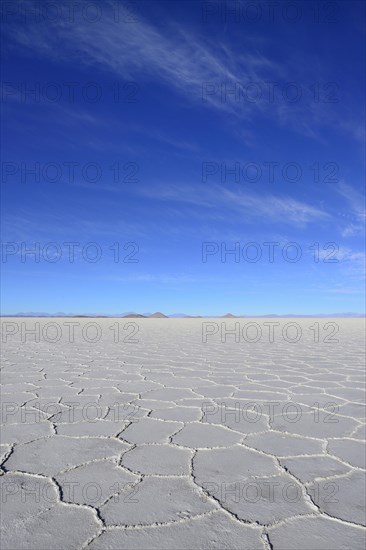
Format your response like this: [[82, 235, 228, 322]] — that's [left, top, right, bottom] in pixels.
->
[[168, 313, 191, 318], [72, 315, 108, 318], [149, 312, 168, 318], [4, 312, 67, 317], [123, 313, 147, 318], [222, 313, 237, 318], [244, 313, 365, 318], [2, 312, 119, 317], [1, 312, 364, 318]]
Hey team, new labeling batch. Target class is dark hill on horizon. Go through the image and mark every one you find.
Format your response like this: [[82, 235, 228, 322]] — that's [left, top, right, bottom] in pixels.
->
[[149, 312, 169, 318]]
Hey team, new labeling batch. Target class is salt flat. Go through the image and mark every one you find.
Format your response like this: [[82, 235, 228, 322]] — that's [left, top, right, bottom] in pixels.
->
[[1, 317, 365, 549]]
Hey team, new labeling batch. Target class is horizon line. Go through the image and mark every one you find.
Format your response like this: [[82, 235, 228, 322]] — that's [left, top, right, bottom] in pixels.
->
[[1, 312, 365, 318]]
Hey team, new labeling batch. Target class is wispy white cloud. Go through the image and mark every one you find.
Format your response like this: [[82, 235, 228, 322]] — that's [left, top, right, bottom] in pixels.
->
[[335, 182, 366, 237], [337, 182, 366, 221], [137, 183, 329, 226], [222, 188, 329, 224], [5, 0, 359, 141], [99, 272, 235, 285], [335, 248, 366, 280], [324, 288, 365, 294]]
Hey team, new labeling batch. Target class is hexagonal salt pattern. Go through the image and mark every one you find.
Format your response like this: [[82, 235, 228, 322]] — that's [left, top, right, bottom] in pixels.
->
[[1, 317, 365, 549]]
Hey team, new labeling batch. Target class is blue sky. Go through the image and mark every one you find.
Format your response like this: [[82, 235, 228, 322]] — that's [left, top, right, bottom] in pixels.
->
[[1, 0, 365, 315]]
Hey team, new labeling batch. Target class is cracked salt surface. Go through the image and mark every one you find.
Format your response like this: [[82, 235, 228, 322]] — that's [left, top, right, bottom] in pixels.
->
[[1, 317, 365, 549]]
